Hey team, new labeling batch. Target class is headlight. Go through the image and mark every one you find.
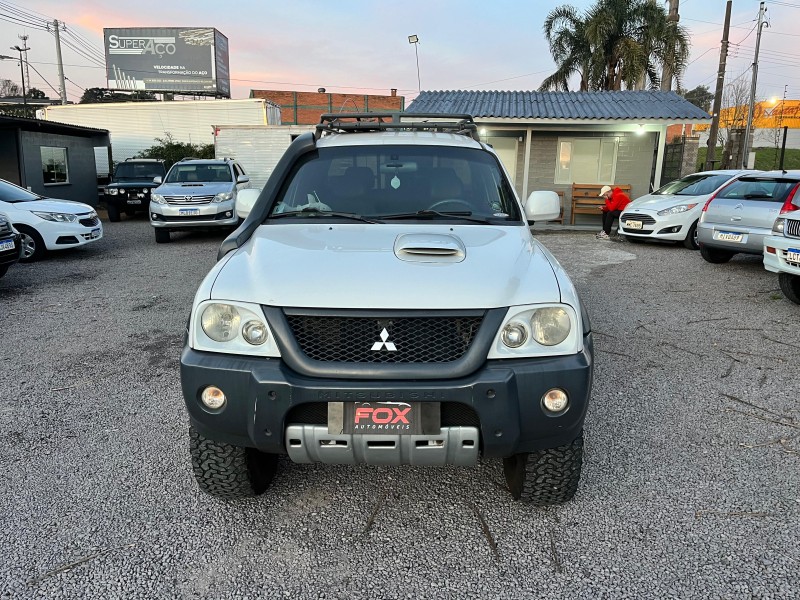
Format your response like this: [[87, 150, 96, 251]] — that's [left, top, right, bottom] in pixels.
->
[[213, 192, 234, 203], [105, 188, 118, 196], [657, 203, 698, 216], [773, 218, 786, 235], [191, 300, 280, 357], [501, 322, 528, 348], [31, 211, 78, 223], [151, 193, 167, 205], [530, 307, 571, 346]]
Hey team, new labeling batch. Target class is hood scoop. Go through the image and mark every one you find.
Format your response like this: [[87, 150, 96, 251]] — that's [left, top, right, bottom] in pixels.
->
[[394, 233, 466, 263], [180, 183, 204, 187]]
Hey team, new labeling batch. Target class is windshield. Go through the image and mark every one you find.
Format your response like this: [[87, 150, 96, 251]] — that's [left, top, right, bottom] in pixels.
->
[[654, 173, 733, 196], [716, 178, 799, 202], [0, 179, 41, 203], [269, 145, 520, 222], [165, 164, 232, 184], [114, 162, 165, 179]]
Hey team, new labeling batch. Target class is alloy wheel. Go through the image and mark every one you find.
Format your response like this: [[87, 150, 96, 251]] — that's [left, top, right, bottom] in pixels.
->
[[20, 232, 36, 259]]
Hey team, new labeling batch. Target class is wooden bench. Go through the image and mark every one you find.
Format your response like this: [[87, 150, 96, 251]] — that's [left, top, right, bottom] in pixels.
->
[[570, 183, 632, 225]]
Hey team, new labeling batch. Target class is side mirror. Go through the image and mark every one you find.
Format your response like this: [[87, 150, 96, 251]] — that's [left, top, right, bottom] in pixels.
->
[[236, 188, 261, 220], [237, 175, 250, 184], [153, 176, 162, 184], [524, 191, 561, 224]]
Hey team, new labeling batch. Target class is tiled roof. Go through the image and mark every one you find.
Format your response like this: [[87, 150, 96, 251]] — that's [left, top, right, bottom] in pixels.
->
[[406, 90, 710, 121]]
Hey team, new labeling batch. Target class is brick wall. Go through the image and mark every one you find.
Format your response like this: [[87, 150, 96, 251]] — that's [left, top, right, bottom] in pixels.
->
[[251, 90, 405, 125]]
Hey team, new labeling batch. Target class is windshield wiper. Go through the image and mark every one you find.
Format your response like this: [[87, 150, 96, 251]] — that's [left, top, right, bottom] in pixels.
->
[[269, 207, 381, 224], [381, 209, 492, 224]]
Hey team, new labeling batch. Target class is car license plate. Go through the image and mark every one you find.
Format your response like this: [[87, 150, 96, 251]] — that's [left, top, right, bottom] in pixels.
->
[[126, 199, 142, 205], [625, 220, 643, 229], [0, 240, 14, 251], [90, 228, 101, 239], [787, 248, 800, 263], [179, 208, 200, 216], [715, 231, 743, 242]]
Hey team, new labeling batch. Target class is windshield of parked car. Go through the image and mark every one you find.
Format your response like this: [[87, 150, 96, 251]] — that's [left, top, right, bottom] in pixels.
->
[[0, 179, 41, 203], [115, 162, 166, 180], [716, 177, 799, 202], [269, 145, 521, 222], [165, 164, 232, 184], [654, 173, 733, 196]]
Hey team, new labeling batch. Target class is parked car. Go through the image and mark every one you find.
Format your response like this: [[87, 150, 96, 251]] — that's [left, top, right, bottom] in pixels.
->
[[619, 170, 756, 249], [180, 113, 593, 506], [103, 158, 166, 222], [764, 207, 800, 304], [0, 179, 102, 262], [0, 213, 21, 278], [697, 171, 800, 264], [149, 157, 250, 244]]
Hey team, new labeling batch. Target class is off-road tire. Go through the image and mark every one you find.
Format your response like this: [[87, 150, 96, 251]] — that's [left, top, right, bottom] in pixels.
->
[[503, 431, 584, 506], [683, 221, 699, 250], [107, 204, 121, 222], [189, 426, 277, 498], [700, 245, 735, 264], [154, 228, 171, 244], [15, 225, 46, 262], [778, 272, 800, 305]]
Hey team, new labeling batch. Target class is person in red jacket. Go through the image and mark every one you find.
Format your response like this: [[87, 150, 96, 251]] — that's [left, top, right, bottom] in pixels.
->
[[596, 185, 631, 240]]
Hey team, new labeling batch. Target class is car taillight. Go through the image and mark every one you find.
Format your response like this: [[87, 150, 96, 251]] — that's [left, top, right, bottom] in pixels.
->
[[779, 182, 800, 214], [701, 193, 717, 212]]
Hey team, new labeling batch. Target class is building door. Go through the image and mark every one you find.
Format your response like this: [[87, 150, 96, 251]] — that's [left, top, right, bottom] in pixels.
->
[[486, 137, 518, 185]]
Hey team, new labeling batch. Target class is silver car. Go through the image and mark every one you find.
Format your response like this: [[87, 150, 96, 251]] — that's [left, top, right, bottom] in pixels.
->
[[697, 171, 800, 263]]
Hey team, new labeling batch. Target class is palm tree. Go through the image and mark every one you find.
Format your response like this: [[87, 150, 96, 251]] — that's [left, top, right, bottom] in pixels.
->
[[540, 6, 591, 92]]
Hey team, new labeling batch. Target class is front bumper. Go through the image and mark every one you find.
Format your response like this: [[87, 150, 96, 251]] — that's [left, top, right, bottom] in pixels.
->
[[38, 219, 103, 251], [150, 200, 237, 229], [697, 221, 768, 255], [180, 334, 594, 461], [618, 210, 696, 242], [764, 234, 800, 275], [0, 232, 22, 266], [105, 187, 153, 209]]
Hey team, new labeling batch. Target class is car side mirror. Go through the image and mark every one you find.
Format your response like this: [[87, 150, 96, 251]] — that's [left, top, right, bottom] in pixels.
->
[[524, 191, 561, 224], [153, 176, 162, 184], [236, 188, 261, 220], [237, 175, 250, 184]]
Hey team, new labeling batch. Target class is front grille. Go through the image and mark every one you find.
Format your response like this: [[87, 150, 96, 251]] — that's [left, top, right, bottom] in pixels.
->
[[621, 212, 656, 225], [79, 216, 100, 227], [286, 313, 484, 363], [787, 219, 800, 238], [165, 195, 214, 205], [286, 402, 480, 427]]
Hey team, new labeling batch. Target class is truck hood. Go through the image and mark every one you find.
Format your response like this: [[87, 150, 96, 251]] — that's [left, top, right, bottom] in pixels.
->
[[108, 179, 160, 189], [627, 193, 706, 211], [210, 223, 561, 309], [154, 182, 234, 196]]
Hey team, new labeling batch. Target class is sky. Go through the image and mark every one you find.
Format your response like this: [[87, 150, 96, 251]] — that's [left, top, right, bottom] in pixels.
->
[[0, 0, 797, 106]]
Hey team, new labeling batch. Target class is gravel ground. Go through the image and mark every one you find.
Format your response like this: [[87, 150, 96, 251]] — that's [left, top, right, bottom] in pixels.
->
[[1, 215, 798, 599]]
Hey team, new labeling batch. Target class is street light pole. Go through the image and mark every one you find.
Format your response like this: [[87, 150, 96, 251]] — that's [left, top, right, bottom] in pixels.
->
[[11, 44, 29, 116], [408, 35, 420, 92]]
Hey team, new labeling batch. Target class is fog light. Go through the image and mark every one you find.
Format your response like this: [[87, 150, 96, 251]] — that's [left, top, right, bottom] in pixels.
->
[[542, 389, 568, 413], [152, 213, 158, 219], [226, 211, 232, 217], [201, 386, 226, 410]]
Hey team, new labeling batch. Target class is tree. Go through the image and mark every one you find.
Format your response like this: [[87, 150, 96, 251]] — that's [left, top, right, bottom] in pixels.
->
[[135, 132, 214, 170], [682, 85, 714, 112], [80, 87, 157, 104], [541, 6, 591, 91], [0, 78, 21, 97], [27, 88, 46, 99]]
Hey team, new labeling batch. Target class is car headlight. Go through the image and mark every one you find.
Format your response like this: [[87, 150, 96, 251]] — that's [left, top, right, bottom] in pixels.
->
[[489, 304, 581, 359], [31, 211, 78, 223], [772, 218, 786, 235], [151, 193, 167, 205], [105, 188, 118, 195], [657, 203, 698, 216], [191, 300, 280, 357], [213, 192, 234, 203]]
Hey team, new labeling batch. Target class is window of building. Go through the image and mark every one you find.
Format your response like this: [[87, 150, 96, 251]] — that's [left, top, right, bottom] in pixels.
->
[[41, 147, 69, 185], [554, 137, 618, 185]]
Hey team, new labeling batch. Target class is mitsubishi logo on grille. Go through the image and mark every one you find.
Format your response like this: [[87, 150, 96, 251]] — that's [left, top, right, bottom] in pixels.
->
[[371, 328, 397, 352]]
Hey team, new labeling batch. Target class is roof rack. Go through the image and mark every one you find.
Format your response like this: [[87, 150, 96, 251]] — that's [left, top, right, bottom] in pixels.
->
[[315, 112, 480, 142]]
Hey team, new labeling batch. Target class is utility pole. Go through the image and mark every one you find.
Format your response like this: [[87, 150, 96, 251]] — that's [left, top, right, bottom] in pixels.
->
[[742, 2, 767, 169], [660, 0, 680, 91], [50, 19, 68, 104], [17, 34, 30, 91], [705, 0, 731, 171]]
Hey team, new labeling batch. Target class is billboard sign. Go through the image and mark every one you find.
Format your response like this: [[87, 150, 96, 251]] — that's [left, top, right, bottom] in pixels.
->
[[104, 27, 231, 96]]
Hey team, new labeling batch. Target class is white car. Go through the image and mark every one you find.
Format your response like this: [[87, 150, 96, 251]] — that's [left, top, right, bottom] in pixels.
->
[[0, 179, 102, 262], [619, 170, 756, 249], [764, 206, 800, 304]]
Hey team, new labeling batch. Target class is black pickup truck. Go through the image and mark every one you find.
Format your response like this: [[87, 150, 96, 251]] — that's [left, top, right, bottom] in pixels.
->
[[103, 159, 166, 222]]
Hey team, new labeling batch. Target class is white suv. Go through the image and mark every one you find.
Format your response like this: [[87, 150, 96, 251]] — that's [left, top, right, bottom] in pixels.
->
[[763, 175, 800, 304], [180, 113, 594, 506]]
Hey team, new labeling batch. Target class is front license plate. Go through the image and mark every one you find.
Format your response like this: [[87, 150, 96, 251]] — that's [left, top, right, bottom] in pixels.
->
[[0, 240, 14, 251], [90, 228, 101, 239], [625, 220, 643, 229], [126, 199, 142, 205], [179, 208, 200, 216], [787, 248, 800, 263], [328, 402, 440, 435], [715, 231, 743, 242]]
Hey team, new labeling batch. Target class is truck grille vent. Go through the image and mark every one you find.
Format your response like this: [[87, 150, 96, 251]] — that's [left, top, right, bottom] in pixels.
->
[[787, 219, 800, 238], [285, 314, 484, 363], [165, 195, 214, 205]]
